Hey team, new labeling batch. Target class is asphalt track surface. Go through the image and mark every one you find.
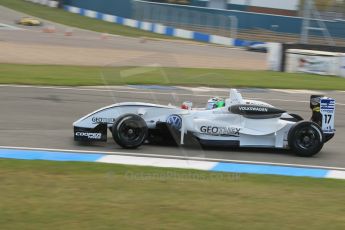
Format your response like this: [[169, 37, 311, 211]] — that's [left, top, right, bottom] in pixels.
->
[[0, 6, 266, 69], [0, 6, 344, 170], [1, 85, 344, 169]]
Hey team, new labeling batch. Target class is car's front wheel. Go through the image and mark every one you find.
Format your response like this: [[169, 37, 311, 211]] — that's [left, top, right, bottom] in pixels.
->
[[288, 121, 324, 157], [112, 114, 148, 149]]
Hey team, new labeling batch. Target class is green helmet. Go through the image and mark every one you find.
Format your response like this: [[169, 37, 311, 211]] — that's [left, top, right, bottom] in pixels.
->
[[216, 100, 225, 108], [206, 97, 225, 110]]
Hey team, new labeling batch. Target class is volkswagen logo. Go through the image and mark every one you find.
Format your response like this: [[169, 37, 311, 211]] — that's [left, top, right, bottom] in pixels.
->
[[166, 114, 182, 130]]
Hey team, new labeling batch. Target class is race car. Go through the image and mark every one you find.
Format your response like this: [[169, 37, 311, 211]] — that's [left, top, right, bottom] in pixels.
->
[[73, 89, 335, 157], [15, 17, 42, 26], [246, 42, 267, 53]]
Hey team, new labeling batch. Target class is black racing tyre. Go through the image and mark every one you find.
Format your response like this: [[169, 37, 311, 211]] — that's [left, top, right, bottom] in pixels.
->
[[112, 114, 148, 149], [288, 121, 324, 157]]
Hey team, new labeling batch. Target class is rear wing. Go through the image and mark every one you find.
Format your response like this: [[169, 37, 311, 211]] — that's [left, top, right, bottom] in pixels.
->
[[310, 95, 335, 134], [320, 98, 336, 134]]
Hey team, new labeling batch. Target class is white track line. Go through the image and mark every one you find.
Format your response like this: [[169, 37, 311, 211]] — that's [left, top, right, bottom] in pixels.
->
[[1, 84, 345, 106], [0, 145, 344, 171], [0, 23, 22, 30], [0, 84, 201, 96]]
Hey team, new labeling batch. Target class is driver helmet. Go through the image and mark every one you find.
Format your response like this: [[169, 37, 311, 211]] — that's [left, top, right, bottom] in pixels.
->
[[206, 97, 225, 110]]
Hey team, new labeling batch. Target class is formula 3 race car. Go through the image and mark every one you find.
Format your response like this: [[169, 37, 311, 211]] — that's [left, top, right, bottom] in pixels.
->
[[73, 89, 335, 157], [15, 17, 42, 26]]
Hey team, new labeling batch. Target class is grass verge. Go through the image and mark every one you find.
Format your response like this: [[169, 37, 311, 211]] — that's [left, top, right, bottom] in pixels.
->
[[0, 0, 173, 39], [0, 158, 344, 230], [1, 63, 345, 90]]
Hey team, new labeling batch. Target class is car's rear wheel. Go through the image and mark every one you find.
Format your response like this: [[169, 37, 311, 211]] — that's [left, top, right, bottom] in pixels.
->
[[112, 114, 148, 149], [288, 121, 324, 157]]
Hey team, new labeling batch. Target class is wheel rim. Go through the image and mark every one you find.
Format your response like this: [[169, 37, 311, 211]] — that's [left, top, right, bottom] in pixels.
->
[[295, 127, 318, 150], [118, 120, 144, 143]]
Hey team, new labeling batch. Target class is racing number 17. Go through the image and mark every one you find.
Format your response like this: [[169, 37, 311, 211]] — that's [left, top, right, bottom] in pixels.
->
[[324, 114, 332, 124]]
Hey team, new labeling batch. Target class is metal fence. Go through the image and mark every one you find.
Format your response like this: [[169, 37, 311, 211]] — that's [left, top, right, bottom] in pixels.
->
[[133, 0, 345, 45], [132, 0, 238, 38], [311, 0, 345, 20]]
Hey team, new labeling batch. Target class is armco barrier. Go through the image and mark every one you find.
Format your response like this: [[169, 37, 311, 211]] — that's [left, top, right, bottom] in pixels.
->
[[64, 0, 132, 18], [63, 5, 264, 47]]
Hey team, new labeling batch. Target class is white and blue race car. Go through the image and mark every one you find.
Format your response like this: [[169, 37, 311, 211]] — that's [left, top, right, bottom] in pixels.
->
[[73, 89, 335, 157]]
